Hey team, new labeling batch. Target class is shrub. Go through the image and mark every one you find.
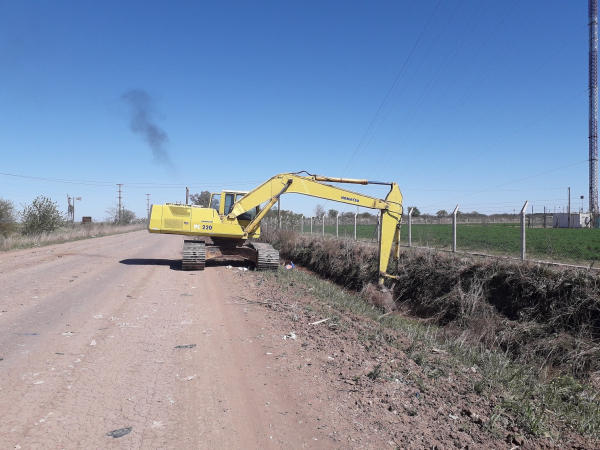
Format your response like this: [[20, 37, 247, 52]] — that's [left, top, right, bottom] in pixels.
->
[[20, 196, 64, 235], [0, 197, 17, 236], [104, 206, 138, 225]]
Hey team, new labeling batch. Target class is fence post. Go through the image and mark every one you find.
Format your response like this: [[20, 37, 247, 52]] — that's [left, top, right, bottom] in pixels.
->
[[322, 215, 325, 235], [278, 198, 281, 229], [310, 216, 313, 234], [521, 201, 529, 260], [354, 212, 357, 240], [452, 205, 459, 253], [408, 207, 414, 247], [336, 213, 339, 237], [301, 215, 304, 233]]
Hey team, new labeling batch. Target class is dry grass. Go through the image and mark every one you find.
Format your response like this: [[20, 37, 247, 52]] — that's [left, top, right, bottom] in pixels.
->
[[0, 223, 146, 251]]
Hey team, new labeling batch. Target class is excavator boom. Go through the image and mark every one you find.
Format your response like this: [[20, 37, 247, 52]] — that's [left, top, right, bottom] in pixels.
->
[[228, 172, 403, 284]]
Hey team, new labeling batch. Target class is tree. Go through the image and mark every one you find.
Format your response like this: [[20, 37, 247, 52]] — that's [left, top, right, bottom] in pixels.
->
[[0, 197, 17, 237], [409, 206, 421, 217], [328, 209, 338, 219], [20, 196, 64, 235], [436, 210, 447, 218], [105, 206, 138, 224], [314, 204, 325, 217], [190, 191, 211, 207]]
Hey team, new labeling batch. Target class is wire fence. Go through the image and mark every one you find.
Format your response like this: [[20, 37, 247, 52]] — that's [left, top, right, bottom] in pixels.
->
[[263, 207, 600, 268]]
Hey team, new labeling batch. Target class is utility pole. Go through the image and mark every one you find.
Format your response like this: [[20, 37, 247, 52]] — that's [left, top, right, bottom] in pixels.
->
[[543, 206, 547, 228], [67, 194, 73, 222], [146, 194, 151, 217], [186, 187, 189, 205], [117, 184, 123, 223], [568, 187, 571, 228]]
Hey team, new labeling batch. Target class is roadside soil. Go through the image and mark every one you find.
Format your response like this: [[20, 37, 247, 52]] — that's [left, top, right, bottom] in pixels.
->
[[0, 231, 594, 449]]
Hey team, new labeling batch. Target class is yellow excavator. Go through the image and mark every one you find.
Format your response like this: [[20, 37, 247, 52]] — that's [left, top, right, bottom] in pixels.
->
[[148, 172, 403, 285]]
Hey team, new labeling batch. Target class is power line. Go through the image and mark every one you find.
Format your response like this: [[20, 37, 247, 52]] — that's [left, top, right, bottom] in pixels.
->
[[405, 25, 588, 188], [373, 0, 536, 179], [340, 0, 443, 178], [0, 172, 262, 189], [421, 159, 588, 209], [417, 88, 589, 191]]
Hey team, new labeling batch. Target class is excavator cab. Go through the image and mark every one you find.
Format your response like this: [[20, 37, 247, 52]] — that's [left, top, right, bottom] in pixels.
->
[[210, 190, 259, 227]]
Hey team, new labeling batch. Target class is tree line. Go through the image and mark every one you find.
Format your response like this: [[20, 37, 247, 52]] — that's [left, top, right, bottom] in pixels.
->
[[0, 195, 145, 238]]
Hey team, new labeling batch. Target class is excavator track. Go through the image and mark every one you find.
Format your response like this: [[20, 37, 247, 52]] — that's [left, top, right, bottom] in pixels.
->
[[182, 240, 206, 270], [250, 243, 280, 271]]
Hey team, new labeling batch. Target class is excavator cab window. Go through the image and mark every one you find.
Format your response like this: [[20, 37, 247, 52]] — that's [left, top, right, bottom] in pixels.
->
[[235, 193, 258, 221], [224, 193, 235, 215], [210, 194, 221, 211]]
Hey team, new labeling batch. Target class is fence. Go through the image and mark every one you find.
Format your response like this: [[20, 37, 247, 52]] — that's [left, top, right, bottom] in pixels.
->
[[262, 203, 600, 268]]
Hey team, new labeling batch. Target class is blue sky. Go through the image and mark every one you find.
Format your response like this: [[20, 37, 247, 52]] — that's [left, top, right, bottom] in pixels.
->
[[0, 1, 592, 220]]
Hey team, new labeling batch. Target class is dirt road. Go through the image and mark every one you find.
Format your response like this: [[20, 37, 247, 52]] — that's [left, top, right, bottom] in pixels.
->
[[0, 232, 334, 449]]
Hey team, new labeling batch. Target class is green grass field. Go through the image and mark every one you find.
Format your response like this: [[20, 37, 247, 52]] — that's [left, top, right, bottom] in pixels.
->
[[308, 223, 600, 264]]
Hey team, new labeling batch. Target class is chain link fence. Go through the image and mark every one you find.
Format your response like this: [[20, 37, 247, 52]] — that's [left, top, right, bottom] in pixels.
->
[[263, 207, 600, 267]]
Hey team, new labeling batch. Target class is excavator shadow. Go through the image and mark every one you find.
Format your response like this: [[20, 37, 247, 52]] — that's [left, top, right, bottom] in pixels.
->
[[119, 258, 183, 271], [119, 258, 254, 271]]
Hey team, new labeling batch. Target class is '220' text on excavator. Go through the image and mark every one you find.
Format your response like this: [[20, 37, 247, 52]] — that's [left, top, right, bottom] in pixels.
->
[[148, 172, 403, 286]]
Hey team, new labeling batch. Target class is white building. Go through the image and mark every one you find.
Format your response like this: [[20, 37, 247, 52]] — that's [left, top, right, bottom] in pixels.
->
[[553, 213, 593, 228]]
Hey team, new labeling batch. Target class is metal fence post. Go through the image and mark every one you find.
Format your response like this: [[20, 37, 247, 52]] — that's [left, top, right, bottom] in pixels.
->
[[408, 207, 414, 247], [354, 212, 357, 240], [322, 214, 325, 235], [452, 205, 459, 253], [521, 201, 529, 260], [336, 213, 339, 237]]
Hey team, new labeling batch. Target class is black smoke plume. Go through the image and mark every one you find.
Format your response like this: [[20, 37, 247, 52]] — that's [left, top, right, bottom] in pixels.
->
[[122, 89, 172, 166]]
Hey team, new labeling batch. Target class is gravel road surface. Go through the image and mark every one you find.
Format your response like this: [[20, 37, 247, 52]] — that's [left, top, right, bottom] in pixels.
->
[[0, 231, 331, 449]]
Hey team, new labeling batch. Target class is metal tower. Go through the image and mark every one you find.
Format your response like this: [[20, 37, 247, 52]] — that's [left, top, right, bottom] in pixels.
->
[[590, 0, 599, 216]]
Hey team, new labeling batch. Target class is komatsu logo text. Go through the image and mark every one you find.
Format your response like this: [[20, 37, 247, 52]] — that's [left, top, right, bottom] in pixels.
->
[[342, 196, 359, 203]]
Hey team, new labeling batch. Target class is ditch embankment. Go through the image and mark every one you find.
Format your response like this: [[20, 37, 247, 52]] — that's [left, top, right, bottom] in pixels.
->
[[261, 229, 600, 444]]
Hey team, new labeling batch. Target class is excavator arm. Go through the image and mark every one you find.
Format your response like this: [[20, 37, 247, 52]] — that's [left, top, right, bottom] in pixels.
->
[[228, 172, 403, 284]]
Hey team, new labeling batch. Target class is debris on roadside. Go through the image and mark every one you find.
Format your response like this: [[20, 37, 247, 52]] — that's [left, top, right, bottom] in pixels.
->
[[174, 344, 196, 349], [180, 374, 196, 381], [106, 427, 132, 438], [310, 318, 330, 325], [283, 332, 297, 340]]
